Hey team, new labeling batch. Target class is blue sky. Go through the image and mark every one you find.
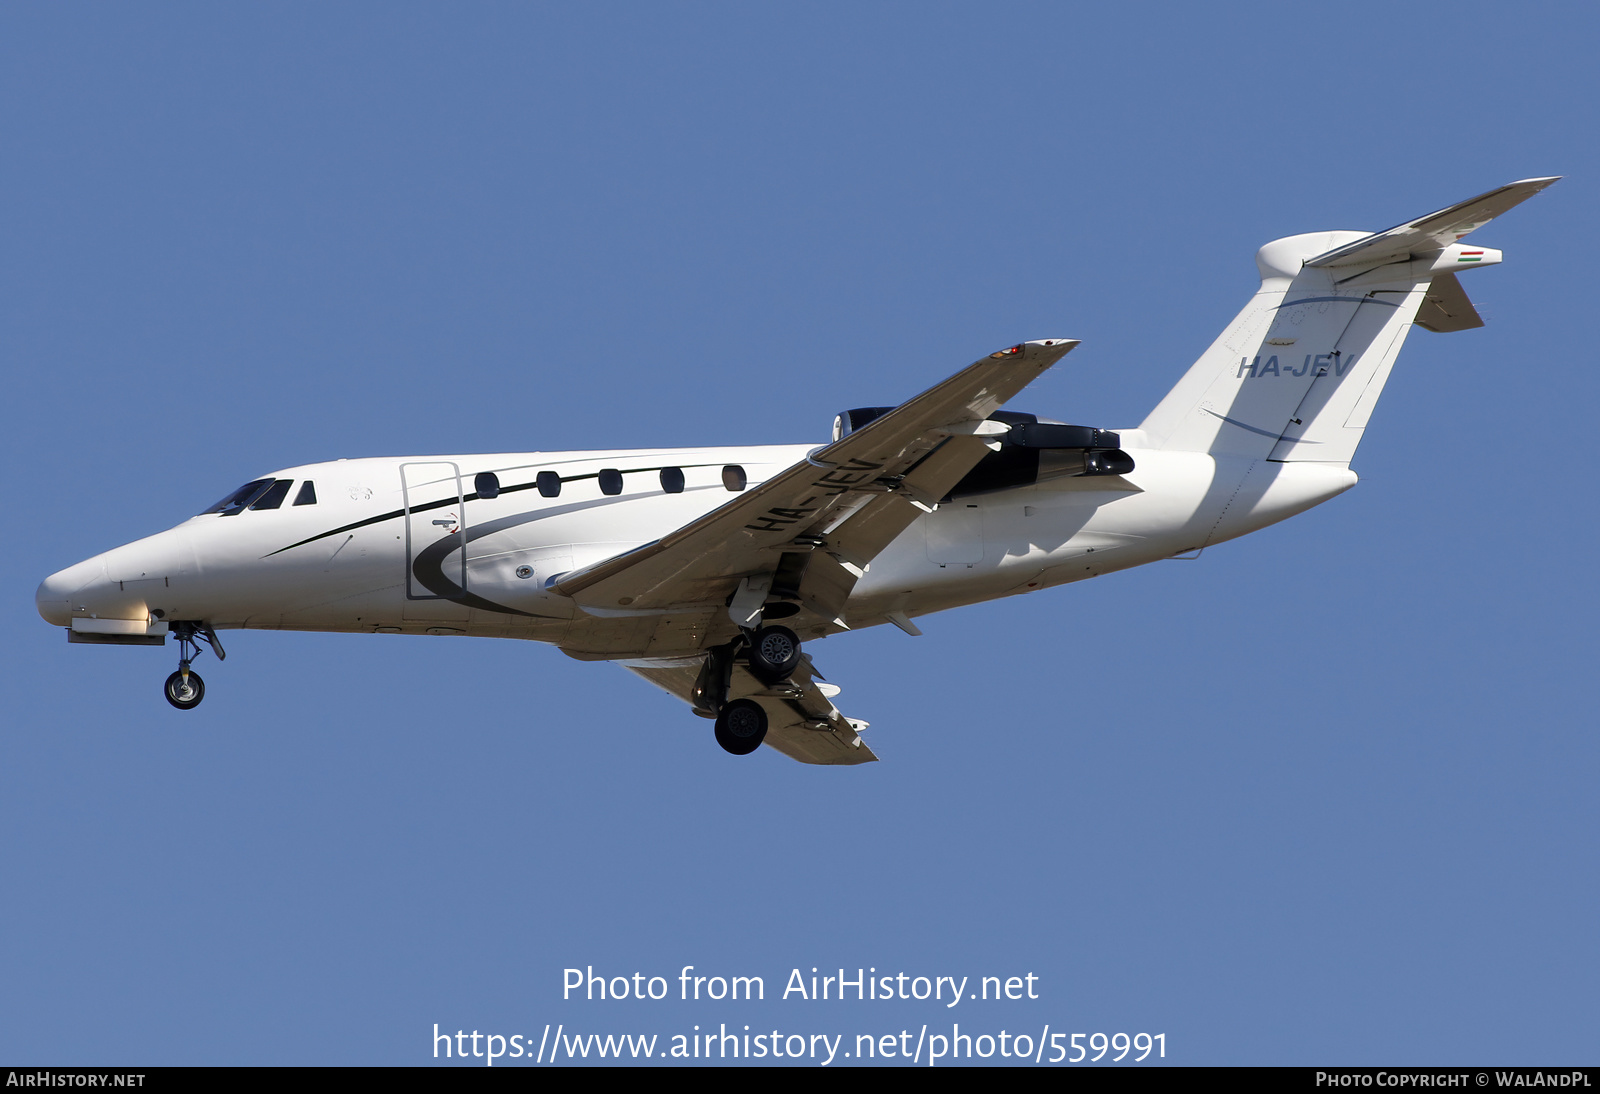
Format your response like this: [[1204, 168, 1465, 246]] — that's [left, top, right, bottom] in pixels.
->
[[3, 2, 1596, 1066]]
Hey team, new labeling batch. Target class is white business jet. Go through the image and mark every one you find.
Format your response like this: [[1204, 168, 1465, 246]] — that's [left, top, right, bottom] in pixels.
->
[[36, 179, 1557, 763]]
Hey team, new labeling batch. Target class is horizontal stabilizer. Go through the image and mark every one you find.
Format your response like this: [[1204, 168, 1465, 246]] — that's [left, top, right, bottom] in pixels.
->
[[1305, 177, 1559, 269], [1414, 272, 1484, 334]]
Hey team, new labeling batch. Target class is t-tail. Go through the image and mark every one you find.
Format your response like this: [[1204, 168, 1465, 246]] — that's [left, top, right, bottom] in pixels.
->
[[1138, 177, 1559, 466]]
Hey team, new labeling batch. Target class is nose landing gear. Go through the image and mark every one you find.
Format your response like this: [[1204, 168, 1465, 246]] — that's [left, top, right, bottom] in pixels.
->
[[163, 622, 224, 711]]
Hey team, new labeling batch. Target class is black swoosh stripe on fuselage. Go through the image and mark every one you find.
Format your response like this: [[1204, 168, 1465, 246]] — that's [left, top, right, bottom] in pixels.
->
[[409, 485, 726, 616]]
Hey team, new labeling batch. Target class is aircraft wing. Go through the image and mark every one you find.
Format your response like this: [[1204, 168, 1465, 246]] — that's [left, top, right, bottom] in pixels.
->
[[1305, 176, 1559, 269], [553, 338, 1079, 632], [625, 653, 878, 765]]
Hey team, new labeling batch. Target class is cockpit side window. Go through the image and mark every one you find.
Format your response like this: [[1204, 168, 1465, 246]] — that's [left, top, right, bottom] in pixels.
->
[[249, 480, 293, 510], [203, 479, 275, 516], [292, 481, 317, 506]]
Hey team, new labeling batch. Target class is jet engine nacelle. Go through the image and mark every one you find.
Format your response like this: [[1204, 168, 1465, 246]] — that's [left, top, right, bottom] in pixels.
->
[[831, 406, 1134, 498]]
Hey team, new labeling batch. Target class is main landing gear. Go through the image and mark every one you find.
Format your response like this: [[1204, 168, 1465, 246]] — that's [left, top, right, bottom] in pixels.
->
[[747, 624, 802, 684], [715, 699, 768, 755], [695, 624, 802, 756], [163, 622, 225, 711]]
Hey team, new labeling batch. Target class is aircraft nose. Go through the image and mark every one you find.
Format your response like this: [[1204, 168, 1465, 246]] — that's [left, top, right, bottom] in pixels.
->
[[36, 557, 107, 626], [39, 528, 201, 629]]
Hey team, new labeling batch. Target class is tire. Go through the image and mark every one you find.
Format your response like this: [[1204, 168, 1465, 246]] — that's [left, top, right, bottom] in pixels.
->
[[164, 669, 205, 710], [747, 625, 801, 683], [714, 699, 768, 755]]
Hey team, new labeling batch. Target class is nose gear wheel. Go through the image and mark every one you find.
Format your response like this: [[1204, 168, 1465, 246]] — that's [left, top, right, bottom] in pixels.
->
[[164, 668, 205, 710]]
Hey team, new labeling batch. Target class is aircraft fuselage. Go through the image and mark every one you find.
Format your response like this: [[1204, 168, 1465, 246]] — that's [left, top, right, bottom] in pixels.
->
[[37, 438, 1355, 658]]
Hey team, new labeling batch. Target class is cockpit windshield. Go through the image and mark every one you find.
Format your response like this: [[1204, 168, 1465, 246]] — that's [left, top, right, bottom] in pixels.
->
[[201, 477, 317, 515], [249, 480, 293, 510], [201, 479, 277, 516]]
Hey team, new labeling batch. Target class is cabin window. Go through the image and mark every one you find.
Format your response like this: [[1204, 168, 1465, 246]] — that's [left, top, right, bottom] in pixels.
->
[[249, 480, 293, 510], [660, 467, 685, 494], [293, 481, 317, 506], [599, 468, 623, 496], [474, 471, 500, 499], [722, 465, 747, 492], [537, 471, 561, 498], [203, 479, 275, 516]]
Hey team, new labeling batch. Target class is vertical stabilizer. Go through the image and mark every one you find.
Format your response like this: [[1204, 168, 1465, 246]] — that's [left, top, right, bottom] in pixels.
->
[[1138, 178, 1557, 465]]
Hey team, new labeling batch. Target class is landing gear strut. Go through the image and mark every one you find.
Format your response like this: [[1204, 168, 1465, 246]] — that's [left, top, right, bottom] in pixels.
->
[[164, 622, 224, 711]]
